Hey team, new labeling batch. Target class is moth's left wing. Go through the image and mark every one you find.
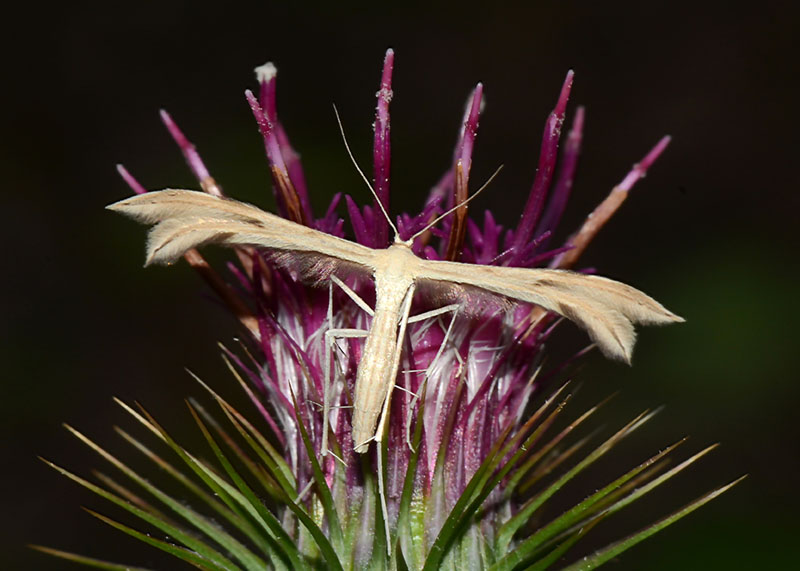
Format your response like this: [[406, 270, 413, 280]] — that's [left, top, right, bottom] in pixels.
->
[[108, 189, 380, 280], [415, 259, 683, 363]]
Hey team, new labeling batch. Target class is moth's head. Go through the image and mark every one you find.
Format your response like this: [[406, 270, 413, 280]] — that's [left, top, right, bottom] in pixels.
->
[[393, 233, 414, 250]]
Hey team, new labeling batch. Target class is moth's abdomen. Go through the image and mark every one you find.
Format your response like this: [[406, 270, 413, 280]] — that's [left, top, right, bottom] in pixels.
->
[[351, 273, 413, 453]]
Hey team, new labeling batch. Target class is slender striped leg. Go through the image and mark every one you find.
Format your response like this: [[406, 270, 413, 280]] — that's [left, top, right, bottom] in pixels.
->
[[321, 276, 374, 459], [401, 303, 460, 450]]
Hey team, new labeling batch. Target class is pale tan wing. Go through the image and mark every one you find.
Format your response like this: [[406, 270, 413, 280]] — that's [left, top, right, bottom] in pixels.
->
[[107, 189, 379, 276], [415, 259, 683, 363]]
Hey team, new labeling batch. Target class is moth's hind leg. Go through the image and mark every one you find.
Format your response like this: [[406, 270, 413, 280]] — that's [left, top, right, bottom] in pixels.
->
[[331, 275, 374, 316], [321, 276, 374, 457], [407, 303, 461, 325], [399, 304, 461, 451]]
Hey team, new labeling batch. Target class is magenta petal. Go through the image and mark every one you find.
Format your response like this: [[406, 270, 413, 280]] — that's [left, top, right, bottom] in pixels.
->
[[619, 135, 671, 191], [372, 48, 394, 247], [116, 164, 147, 195], [535, 105, 585, 243], [159, 109, 221, 196], [511, 70, 574, 261], [255, 63, 313, 223]]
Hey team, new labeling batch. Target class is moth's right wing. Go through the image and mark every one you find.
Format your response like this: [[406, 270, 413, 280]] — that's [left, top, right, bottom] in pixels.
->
[[415, 259, 683, 363], [107, 189, 380, 280]]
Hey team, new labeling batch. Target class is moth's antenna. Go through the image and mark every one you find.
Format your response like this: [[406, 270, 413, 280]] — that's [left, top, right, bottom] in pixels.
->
[[409, 165, 503, 243], [333, 104, 399, 238]]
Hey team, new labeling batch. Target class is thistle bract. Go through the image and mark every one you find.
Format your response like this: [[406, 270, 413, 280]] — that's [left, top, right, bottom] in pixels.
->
[[36, 49, 739, 570]]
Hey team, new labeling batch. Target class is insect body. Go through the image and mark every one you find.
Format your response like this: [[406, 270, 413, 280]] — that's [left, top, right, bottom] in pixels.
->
[[109, 189, 683, 453], [349, 244, 417, 452]]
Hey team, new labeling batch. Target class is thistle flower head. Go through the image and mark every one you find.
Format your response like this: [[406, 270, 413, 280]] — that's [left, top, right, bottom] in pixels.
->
[[35, 49, 740, 570]]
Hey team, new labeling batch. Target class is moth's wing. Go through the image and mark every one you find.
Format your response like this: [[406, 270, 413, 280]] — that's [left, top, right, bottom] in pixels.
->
[[415, 259, 683, 363], [108, 189, 379, 279]]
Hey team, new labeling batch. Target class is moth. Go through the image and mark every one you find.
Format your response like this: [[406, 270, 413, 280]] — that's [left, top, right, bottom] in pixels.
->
[[108, 189, 683, 453]]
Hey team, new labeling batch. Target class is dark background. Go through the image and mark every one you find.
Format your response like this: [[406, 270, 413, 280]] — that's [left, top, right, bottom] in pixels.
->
[[4, 1, 797, 569]]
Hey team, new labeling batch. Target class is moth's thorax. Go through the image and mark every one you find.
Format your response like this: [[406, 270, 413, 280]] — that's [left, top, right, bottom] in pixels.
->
[[374, 241, 420, 284]]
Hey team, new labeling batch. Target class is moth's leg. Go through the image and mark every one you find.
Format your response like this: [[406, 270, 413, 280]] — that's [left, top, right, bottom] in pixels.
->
[[331, 275, 374, 316], [322, 276, 376, 457], [397, 303, 461, 389], [407, 303, 461, 325], [402, 304, 461, 451], [322, 327, 366, 457], [322, 281, 334, 458], [295, 480, 314, 503], [376, 444, 391, 556]]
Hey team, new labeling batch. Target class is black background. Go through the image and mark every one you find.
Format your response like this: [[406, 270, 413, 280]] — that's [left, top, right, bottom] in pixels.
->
[[4, 1, 798, 569]]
